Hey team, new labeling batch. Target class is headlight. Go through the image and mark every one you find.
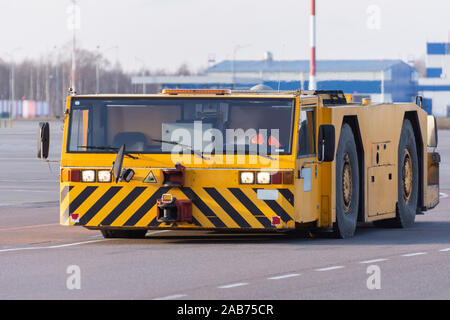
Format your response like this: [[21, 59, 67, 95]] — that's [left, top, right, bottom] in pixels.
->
[[257, 172, 271, 184], [240, 172, 255, 184], [97, 170, 112, 183], [81, 170, 96, 182]]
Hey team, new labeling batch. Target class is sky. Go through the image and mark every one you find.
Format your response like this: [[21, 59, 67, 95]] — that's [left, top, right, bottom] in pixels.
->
[[0, 0, 449, 72]]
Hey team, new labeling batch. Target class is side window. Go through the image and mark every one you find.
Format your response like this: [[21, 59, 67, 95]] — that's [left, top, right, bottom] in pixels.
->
[[69, 108, 90, 152], [297, 109, 316, 157]]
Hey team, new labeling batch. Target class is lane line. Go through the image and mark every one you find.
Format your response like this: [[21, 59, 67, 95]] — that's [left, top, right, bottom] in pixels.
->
[[0, 223, 59, 232], [268, 274, 301, 280], [359, 258, 388, 264], [0, 189, 56, 193], [153, 294, 186, 300], [401, 252, 427, 257], [439, 248, 450, 252], [218, 283, 249, 289], [440, 192, 449, 199], [0, 239, 109, 253], [315, 266, 345, 272]]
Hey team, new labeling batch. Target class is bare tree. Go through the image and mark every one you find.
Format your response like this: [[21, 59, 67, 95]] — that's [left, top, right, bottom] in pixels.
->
[[0, 47, 196, 117]]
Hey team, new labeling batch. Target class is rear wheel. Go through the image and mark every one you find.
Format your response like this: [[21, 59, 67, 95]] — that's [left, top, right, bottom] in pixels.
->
[[333, 123, 360, 238], [374, 119, 418, 228], [101, 229, 148, 239]]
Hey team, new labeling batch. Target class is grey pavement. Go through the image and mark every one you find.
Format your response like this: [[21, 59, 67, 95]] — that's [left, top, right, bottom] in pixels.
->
[[0, 121, 448, 300]]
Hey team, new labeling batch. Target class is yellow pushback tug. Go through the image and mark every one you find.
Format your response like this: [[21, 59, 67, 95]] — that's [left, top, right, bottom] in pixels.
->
[[38, 88, 440, 238]]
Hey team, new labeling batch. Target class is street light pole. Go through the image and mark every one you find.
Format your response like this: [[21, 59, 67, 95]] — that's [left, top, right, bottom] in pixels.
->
[[96, 45, 100, 94], [96, 45, 119, 94], [135, 56, 146, 94], [10, 62, 15, 127], [68, 0, 80, 93], [71, 0, 77, 92], [5, 47, 21, 127]]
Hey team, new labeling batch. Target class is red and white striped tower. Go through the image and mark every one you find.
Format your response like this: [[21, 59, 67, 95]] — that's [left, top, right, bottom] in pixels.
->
[[308, 0, 317, 90]]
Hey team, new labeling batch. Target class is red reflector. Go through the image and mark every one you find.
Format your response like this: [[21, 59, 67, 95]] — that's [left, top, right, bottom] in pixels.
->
[[70, 213, 80, 223], [251, 134, 264, 145], [271, 172, 282, 184], [268, 136, 281, 147], [271, 216, 281, 226], [70, 170, 81, 182]]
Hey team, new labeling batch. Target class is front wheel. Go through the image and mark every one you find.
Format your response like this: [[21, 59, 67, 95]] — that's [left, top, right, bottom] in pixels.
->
[[333, 123, 360, 239]]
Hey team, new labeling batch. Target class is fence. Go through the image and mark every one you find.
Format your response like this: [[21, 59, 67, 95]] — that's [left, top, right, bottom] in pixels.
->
[[0, 100, 50, 119]]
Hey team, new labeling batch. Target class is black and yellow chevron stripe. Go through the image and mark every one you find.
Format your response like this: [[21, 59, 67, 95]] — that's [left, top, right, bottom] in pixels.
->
[[60, 184, 295, 230]]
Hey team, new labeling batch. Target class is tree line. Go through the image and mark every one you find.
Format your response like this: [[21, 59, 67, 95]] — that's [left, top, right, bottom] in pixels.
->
[[0, 47, 193, 118]]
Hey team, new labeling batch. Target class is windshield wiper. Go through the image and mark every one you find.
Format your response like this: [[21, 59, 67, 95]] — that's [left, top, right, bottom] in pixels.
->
[[152, 139, 210, 160], [77, 145, 139, 159]]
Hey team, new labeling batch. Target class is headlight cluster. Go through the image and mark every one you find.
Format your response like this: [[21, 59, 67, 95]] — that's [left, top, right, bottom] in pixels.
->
[[80, 170, 111, 182], [239, 172, 271, 185], [97, 170, 112, 183], [239, 171, 294, 185]]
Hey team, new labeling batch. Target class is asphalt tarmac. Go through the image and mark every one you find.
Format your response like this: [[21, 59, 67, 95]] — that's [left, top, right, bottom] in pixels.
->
[[0, 121, 449, 300]]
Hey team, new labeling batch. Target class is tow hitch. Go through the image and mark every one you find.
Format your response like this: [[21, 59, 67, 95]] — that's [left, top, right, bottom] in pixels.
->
[[157, 194, 193, 223]]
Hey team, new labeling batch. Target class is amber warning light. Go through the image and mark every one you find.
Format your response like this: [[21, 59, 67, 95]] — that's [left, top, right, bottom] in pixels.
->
[[162, 89, 231, 95]]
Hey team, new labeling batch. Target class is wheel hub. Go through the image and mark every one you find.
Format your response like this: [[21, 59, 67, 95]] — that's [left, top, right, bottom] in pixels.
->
[[342, 153, 353, 213], [402, 149, 413, 204]]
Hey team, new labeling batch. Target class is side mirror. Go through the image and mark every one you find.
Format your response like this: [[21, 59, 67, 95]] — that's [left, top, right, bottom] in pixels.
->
[[37, 122, 50, 159], [112, 145, 125, 183], [427, 115, 438, 148], [318, 124, 335, 162]]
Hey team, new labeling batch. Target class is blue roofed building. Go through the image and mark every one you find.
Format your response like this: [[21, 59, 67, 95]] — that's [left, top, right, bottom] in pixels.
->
[[132, 53, 419, 104], [418, 42, 450, 117]]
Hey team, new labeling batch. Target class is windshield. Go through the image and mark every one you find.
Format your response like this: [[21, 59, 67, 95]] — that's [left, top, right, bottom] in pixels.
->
[[67, 97, 295, 155]]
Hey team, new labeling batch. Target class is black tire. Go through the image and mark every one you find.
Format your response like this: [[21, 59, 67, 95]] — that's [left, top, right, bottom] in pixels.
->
[[374, 119, 418, 228], [333, 123, 360, 239], [101, 229, 148, 239]]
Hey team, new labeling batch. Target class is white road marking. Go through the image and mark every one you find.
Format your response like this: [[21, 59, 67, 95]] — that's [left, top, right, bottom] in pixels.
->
[[359, 258, 388, 264], [218, 282, 249, 289], [440, 192, 449, 199], [268, 273, 301, 280], [401, 252, 427, 257], [315, 266, 345, 272], [153, 294, 186, 300], [439, 248, 450, 252], [0, 223, 59, 231], [0, 239, 109, 253], [0, 189, 56, 193]]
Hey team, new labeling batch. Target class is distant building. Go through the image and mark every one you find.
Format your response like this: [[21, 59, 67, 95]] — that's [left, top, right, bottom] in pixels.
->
[[133, 54, 419, 104], [418, 42, 450, 117]]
